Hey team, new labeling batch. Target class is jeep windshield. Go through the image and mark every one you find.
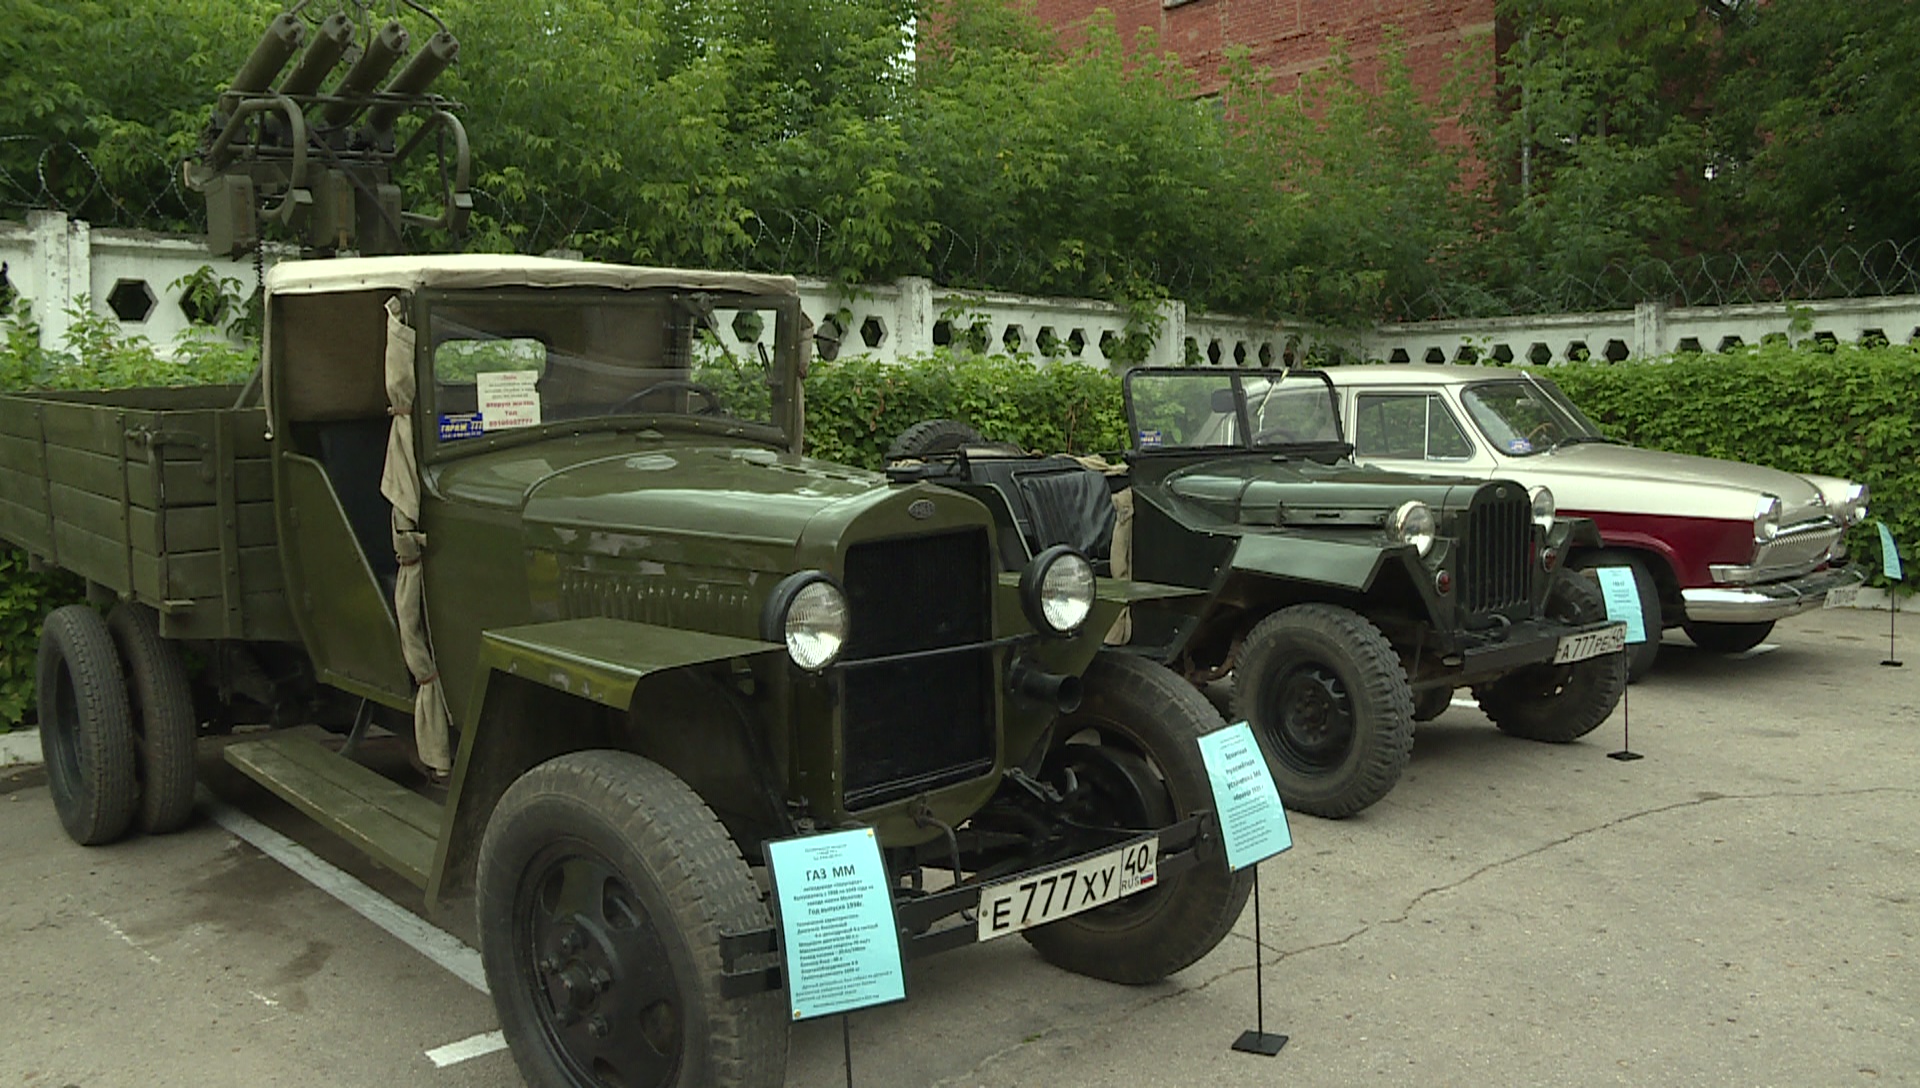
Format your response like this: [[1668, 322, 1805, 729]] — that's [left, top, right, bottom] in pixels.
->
[[1459, 376, 1609, 457], [1124, 368, 1347, 454], [423, 288, 796, 453]]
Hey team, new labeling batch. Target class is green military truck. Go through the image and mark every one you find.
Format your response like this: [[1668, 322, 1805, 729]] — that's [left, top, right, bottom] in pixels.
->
[[0, 256, 1249, 1088]]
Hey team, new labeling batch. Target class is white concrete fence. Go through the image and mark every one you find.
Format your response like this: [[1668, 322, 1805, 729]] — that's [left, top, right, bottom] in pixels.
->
[[7, 210, 1920, 370]]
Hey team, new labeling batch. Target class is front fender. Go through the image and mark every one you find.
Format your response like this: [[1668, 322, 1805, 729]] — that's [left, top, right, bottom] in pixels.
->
[[1231, 533, 1399, 592], [426, 618, 783, 909]]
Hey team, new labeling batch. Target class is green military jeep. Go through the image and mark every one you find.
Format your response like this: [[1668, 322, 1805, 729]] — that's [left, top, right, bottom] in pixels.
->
[[890, 366, 1629, 819], [3, 258, 1248, 1088]]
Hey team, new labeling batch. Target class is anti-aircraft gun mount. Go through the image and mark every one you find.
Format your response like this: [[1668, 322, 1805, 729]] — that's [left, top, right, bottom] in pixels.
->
[[185, 3, 471, 258]]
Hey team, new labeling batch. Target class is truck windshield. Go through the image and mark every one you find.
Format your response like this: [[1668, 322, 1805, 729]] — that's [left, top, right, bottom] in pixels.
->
[[1125, 368, 1345, 452], [1458, 378, 1604, 456], [424, 289, 790, 448]]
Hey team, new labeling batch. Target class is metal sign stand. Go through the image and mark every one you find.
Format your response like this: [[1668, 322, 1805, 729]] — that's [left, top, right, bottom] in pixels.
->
[[1883, 594, 1903, 668], [843, 1014, 855, 1088], [1232, 876, 1289, 1056], [1607, 684, 1643, 762]]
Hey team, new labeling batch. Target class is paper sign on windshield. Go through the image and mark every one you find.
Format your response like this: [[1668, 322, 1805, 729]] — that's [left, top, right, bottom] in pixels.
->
[[477, 370, 541, 431]]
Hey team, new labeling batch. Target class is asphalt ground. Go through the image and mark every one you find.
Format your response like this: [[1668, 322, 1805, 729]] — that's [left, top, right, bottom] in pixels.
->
[[1, 604, 1915, 1087]]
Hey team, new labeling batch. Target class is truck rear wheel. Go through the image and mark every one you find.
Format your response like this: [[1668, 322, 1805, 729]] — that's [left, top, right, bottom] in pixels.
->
[[36, 605, 137, 846], [1231, 604, 1414, 819], [108, 604, 198, 834], [1023, 652, 1252, 985], [478, 751, 785, 1088], [1473, 571, 1628, 743]]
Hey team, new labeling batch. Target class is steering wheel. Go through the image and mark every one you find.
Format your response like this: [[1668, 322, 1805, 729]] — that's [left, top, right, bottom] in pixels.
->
[[611, 379, 726, 416], [1525, 421, 1557, 444]]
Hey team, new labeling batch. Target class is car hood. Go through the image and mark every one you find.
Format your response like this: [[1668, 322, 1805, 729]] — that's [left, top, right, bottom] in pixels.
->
[[1516, 443, 1827, 524], [1160, 456, 1475, 529]]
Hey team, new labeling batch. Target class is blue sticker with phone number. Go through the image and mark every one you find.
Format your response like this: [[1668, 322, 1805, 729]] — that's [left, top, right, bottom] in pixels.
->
[[1138, 428, 1163, 449], [439, 413, 485, 441]]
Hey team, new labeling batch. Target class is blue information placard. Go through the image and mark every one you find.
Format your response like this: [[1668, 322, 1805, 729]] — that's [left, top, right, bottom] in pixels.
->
[[1878, 521, 1904, 581], [1196, 722, 1293, 871], [1594, 567, 1648, 644], [765, 827, 905, 1021]]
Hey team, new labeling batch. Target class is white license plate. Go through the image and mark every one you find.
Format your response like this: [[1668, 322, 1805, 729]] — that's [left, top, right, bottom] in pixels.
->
[[1553, 623, 1627, 664], [1824, 585, 1862, 610], [976, 836, 1159, 941]]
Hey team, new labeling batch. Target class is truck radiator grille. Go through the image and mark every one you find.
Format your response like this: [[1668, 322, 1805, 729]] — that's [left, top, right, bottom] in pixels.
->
[[840, 529, 995, 809], [1458, 487, 1532, 614]]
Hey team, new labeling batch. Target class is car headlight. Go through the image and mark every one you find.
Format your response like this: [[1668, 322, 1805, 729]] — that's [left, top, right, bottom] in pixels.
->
[[1842, 482, 1870, 525], [1388, 500, 1437, 557], [1529, 485, 1555, 529], [1020, 545, 1096, 636], [761, 571, 849, 671], [1753, 494, 1782, 543]]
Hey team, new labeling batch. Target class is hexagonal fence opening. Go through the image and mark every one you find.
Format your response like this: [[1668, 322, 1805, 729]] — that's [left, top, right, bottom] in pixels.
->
[[1207, 339, 1224, 366], [1717, 335, 1745, 353], [1423, 347, 1446, 365], [1455, 345, 1479, 364], [966, 320, 991, 354], [1001, 324, 1025, 354], [932, 319, 954, 347], [1388, 348, 1410, 364], [1810, 330, 1839, 351], [1036, 326, 1062, 357], [1233, 342, 1248, 366], [1860, 328, 1889, 348], [731, 310, 765, 344], [1603, 339, 1629, 362], [1098, 330, 1121, 361], [0, 263, 14, 309], [814, 314, 847, 362], [1527, 342, 1552, 365], [1183, 337, 1202, 367], [1257, 343, 1276, 367], [1676, 337, 1703, 353], [1491, 343, 1514, 364], [1067, 329, 1087, 357], [859, 316, 886, 350], [1565, 340, 1590, 362], [107, 278, 157, 323]]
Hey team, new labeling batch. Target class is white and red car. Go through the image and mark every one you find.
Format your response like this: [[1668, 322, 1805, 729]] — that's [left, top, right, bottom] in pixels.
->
[[1319, 364, 1868, 678]]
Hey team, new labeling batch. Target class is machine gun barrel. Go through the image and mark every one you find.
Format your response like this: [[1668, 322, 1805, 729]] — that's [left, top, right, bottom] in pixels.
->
[[222, 13, 305, 112], [319, 20, 409, 128], [364, 31, 459, 134], [276, 12, 355, 99]]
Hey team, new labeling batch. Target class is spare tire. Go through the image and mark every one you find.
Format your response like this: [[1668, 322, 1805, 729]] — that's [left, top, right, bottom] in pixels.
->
[[886, 418, 983, 461]]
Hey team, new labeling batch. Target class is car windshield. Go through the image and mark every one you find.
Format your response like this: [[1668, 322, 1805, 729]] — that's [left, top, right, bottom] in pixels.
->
[[424, 288, 792, 450], [1458, 377, 1604, 457], [1125, 368, 1345, 451]]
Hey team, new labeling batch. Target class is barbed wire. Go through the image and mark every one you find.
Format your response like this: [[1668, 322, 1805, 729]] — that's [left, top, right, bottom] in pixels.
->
[[8, 135, 1919, 318]]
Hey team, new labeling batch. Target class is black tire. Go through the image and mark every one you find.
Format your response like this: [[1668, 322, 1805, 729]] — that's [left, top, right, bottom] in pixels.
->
[[1472, 570, 1628, 743], [1567, 549, 1661, 682], [1231, 604, 1414, 819], [1022, 652, 1253, 985], [1411, 686, 1452, 723], [36, 605, 137, 846], [478, 751, 785, 1088], [108, 604, 198, 834], [1683, 620, 1775, 655], [886, 418, 981, 461]]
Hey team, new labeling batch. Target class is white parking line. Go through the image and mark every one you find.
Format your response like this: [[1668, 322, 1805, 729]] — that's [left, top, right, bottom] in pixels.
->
[[426, 1030, 508, 1068]]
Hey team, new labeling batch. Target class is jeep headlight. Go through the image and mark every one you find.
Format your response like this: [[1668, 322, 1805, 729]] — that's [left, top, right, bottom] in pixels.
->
[[1753, 494, 1782, 543], [761, 571, 849, 671], [1020, 545, 1095, 636], [1388, 501, 1437, 557], [1529, 485, 1555, 528], [1841, 482, 1870, 526]]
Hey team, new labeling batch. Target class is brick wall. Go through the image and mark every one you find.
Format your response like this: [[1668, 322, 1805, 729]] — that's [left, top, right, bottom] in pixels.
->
[[1032, 0, 1498, 145]]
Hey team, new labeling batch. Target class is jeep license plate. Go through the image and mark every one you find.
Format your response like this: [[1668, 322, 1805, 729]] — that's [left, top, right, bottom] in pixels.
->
[[1553, 623, 1627, 664], [976, 836, 1159, 942]]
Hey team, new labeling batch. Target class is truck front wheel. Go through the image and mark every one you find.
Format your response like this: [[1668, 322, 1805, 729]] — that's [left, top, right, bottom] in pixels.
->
[[1472, 570, 1628, 743], [1231, 604, 1414, 819], [478, 751, 785, 1088], [1024, 652, 1253, 985]]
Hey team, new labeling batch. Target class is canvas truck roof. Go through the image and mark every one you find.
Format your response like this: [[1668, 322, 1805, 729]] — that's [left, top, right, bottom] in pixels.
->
[[264, 253, 799, 298]]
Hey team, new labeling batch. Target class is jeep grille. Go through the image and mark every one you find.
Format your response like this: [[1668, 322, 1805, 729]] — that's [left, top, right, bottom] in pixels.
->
[[1458, 486, 1532, 614], [840, 529, 995, 808]]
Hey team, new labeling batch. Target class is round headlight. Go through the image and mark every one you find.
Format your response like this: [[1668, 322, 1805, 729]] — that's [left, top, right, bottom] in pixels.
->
[[1529, 485, 1556, 528], [1753, 494, 1782, 542], [1843, 482, 1870, 525], [1389, 500, 1437, 557], [761, 572, 849, 671], [1020, 545, 1096, 636]]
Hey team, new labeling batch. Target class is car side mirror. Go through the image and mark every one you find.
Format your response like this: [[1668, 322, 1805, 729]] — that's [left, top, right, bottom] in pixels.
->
[[1210, 388, 1237, 413]]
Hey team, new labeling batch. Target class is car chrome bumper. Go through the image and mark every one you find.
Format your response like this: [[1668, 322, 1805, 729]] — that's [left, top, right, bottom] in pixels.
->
[[1681, 565, 1866, 623]]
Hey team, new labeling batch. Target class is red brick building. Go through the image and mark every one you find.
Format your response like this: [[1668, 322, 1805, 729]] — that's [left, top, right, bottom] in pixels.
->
[[1031, 0, 1499, 144]]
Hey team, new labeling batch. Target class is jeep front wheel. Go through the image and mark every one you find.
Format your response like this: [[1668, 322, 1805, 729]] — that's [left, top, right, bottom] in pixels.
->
[[1472, 570, 1628, 743], [1023, 652, 1253, 985], [1232, 604, 1414, 819], [478, 751, 785, 1088]]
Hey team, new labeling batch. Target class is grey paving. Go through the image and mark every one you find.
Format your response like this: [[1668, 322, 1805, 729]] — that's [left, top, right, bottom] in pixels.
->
[[2, 605, 1914, 1087]]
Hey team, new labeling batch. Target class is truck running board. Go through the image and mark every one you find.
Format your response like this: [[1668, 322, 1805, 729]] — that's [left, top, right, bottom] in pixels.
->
[[224, 734, 444, 888]]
